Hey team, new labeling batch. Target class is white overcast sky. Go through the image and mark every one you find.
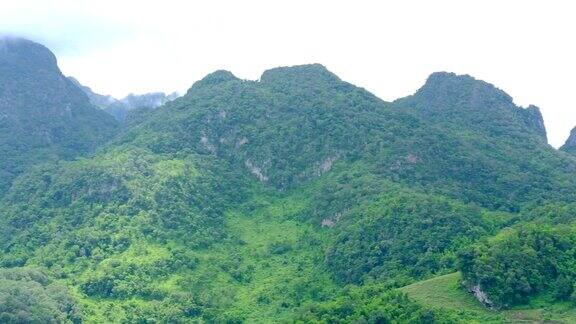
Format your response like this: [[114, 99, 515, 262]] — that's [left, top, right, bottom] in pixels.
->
[[0, 0, 574, 147]]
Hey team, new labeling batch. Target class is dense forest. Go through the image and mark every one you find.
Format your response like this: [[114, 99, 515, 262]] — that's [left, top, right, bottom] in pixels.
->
[[2, 37, 576, 323]]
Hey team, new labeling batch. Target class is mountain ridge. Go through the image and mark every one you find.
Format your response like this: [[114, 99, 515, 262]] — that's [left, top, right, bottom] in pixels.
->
[[3, 39, 576, 323]]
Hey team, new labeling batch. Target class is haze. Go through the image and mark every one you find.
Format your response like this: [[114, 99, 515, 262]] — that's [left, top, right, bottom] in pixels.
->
[[0, 0, 574, 147]]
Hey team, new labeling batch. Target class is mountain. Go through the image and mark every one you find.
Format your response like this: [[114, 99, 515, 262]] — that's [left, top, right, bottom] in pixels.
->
[[561, 127, 576, 154], [2, 40, 576, 322], [105, 92, 179, 123], [0, 64, 467, 321], [120, 65, 575, 211], [69, 77, 178, 122], [0, 37, 119, 196], [393, 72, 575, 211], [397, 72, 547, 141]]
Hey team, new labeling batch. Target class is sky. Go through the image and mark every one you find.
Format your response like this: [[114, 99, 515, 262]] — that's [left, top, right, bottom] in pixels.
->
[[0, 0, 574, 147]]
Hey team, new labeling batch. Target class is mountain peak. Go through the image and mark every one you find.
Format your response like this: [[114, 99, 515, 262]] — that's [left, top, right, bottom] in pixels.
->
[[418, 71, 513, 104], [402, 72, 547, 141], [260, 64, 340, 85], [0, 37, 58, 72], [185, 70, 239, 94], [0, 37, 118, 193], [199, 70, 238, 85], [523, 104, 547, 139]]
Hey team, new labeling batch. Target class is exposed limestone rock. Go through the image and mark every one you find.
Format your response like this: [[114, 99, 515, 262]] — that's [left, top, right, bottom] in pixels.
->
[[236, 137, 249, 148], [469, 284, 495, 309], [315, 156, 336, 176], [200, 134, 216, 153], [321, 212, 342, 227], [405, 153, 419, 164], [245, 159, 268, 182]]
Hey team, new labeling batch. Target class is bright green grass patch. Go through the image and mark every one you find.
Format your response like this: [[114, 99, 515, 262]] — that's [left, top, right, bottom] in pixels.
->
[[152, 158, 189, 178], [186, 199, 338, 323], [400, 272, 576, 323], [400, 272, 490, 313]]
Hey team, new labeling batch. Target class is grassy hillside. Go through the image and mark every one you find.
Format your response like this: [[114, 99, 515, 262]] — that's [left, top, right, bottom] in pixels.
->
[[400, 272, 576, 323]]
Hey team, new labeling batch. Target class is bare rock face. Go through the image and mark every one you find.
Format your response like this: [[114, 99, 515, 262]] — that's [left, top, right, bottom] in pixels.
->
[[469, 284, 496, 309], [315, 156, 336, 176], [245, 159, 268, 182], [200, 134, 216, 153], [321, 212, 342, 228]]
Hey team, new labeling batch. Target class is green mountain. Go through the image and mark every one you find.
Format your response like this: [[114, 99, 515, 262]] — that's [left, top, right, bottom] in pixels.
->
[[0, 37, 119, 196], [394, 72, 576, 211], [2, 40, 576, 323]]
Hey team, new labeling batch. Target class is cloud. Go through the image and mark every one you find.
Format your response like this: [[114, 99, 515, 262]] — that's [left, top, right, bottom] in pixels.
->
[[0, 1, 135, 55]]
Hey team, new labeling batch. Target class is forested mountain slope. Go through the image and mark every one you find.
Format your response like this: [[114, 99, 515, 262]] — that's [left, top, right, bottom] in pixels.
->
[[3, 40, 576, 322], [0, 38, 119, 196], [395, 72, 576, 211], [122, 65, 576, 211]]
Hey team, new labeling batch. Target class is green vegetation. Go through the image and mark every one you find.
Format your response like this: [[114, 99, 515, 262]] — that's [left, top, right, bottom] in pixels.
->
[[0, 267, 81, 323], [458, 224, 576, 308], [401, 272, 576, 323], [4, 40, 576, 322], [295, 289, 447, 323]]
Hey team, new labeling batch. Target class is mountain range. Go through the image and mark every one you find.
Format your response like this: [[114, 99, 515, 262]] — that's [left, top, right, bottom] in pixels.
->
[[2, 38, 576, 323], [68, 77, 179, 123]]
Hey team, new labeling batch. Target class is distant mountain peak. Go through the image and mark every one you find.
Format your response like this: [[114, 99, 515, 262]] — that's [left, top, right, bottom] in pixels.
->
[[68, 77, 179, 122], [185, 70, 239, 94]]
